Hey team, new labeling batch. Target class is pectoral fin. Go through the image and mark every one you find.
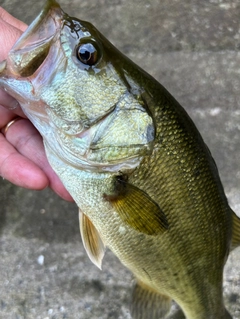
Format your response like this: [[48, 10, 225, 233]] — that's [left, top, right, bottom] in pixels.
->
[[104, 177, 168, 236], [131, 280, 171, 319], [79, 210, 105, 269], [231, 210, 240, 250]]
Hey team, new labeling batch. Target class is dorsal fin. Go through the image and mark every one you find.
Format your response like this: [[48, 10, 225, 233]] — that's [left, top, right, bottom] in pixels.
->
[[104, 176, 169, 236], [231, 210, 240, 250], [79, 209, 105, 269]]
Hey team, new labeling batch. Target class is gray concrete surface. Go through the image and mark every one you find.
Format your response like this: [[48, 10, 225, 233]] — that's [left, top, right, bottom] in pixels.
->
[[0, 0, 240, 318]]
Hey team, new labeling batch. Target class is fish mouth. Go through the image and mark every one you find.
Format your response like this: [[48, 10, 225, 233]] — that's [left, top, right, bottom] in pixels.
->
[[5, 0, 63, 78]]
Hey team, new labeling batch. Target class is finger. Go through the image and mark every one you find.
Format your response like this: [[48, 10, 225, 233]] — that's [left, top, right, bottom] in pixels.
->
[[0, 7, 27, 32], [0, 93, 25, 116], [0, 18, 26, 114], [0, 104, 24, 127], [4, 118, 73, 201], [0, 133, 49, 189], [0, 19, 23, 61]]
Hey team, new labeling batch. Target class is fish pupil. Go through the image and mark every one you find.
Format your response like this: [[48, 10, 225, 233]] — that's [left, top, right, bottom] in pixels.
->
[[77, 43, 98, 66]]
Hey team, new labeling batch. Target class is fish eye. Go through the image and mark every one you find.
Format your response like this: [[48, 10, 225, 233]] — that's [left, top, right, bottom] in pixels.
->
[[76, 42, 100, 66]]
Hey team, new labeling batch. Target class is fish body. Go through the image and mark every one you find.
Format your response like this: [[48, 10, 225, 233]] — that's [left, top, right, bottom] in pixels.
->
[[0, 1, 239, 318]]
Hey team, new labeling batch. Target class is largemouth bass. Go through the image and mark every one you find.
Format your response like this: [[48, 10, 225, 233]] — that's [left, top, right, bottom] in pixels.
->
[[0, 1, 239, 318]]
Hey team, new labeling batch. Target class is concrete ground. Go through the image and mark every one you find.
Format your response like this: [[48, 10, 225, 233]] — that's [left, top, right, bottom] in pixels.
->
[[0, 0, 240, 318]]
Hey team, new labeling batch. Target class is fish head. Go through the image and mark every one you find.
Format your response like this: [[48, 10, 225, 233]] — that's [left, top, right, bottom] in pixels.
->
[[0, 0, 155, 172]]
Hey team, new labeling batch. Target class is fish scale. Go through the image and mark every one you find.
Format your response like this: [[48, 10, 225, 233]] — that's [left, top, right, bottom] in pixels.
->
[[0, 0, 239, 318], [126, 88, 232, 316]]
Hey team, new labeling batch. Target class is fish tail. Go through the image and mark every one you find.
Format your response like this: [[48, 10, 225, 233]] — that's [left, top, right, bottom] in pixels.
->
[[179, 307, 232, 319], [231, 210, 240, 250], [130, 279, 171, 319]]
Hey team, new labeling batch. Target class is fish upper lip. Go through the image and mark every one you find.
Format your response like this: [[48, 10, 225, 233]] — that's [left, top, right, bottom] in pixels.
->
[[6, 0, 63, 77]]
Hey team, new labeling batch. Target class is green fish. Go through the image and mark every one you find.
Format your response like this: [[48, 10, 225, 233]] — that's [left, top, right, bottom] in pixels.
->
[[0, 1, 239, 318]]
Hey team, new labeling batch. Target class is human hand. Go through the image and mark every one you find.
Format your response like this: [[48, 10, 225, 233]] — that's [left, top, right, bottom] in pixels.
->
[[0, 7, 73, 201]]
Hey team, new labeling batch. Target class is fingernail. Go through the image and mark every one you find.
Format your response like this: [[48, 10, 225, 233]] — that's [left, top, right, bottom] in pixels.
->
[[0, 60, 6, 73], [8, 99, 20, 111]]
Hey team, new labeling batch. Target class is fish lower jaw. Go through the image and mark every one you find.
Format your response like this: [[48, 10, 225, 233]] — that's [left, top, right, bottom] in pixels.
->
[[65, 154, 143, 173], [44, 140, 142, 173]]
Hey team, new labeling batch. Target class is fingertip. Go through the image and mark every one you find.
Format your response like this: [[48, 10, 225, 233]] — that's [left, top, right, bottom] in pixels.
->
[[0, 18, 23, 60], [55, 188, 74, 202], [1, 154, 50, 190], [47, 171, 74, 202], [19, 165, 50, 190], [0, 7, 27, 32]]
